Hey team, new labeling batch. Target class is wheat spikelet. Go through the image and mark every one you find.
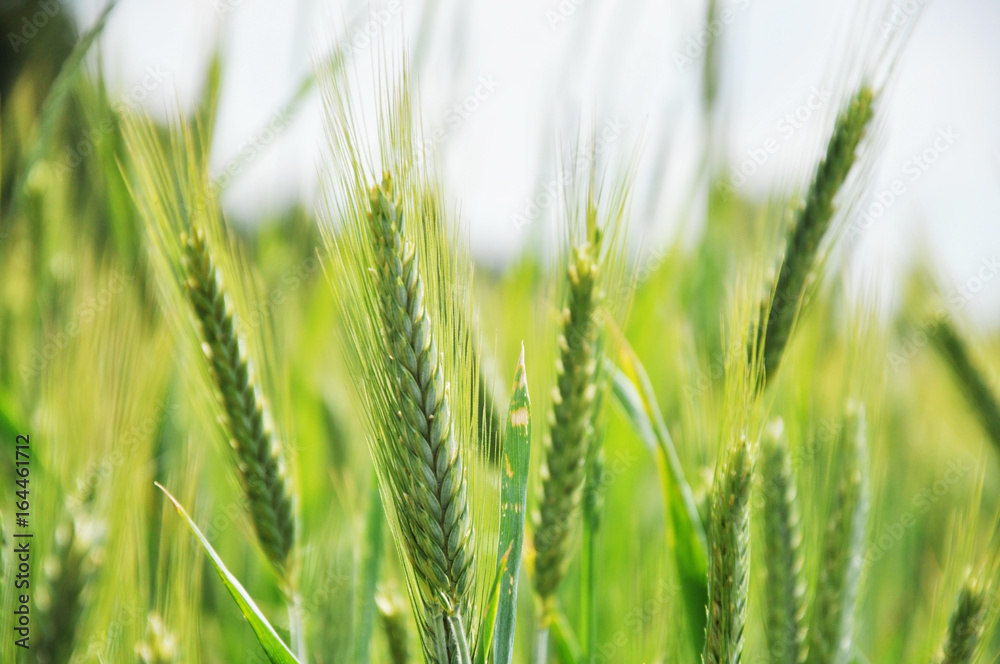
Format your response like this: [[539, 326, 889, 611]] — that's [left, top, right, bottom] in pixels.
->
[[935, 575, 986, 664], [757, 86, 875, 383], [807, 403, 868, 664], [533, 239, 603, 602], [760, 419, 807, 664], [704, 435, 753, 664], [181, 226, 295, 575]]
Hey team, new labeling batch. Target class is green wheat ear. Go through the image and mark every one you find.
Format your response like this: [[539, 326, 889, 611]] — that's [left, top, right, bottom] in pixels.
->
[[756, 85, 875, 385], [929, 317, 1000, 456], [136, 612, 180, 664], [533, 151, 633, 611], [377, 592, 411, 664], [181, 225, 296, 576], [366, 176, 475, 610], [807, 402, 868, 664], [934, 573, 987, 664], [760, 419, 807, 664], [320, 53, 494, 663], [704, 435, 753, 664], [533, 238, 603, 603], [36, 500, 105, 664]]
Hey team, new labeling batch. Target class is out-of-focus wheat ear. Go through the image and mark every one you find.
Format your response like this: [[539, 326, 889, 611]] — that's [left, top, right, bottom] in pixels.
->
[[135, 612, 180, 664], [533, 240, 603, 604], [180, 226, 295, 577], [377, 592, 411, 664], [934, 574, 987, 664], [36, 502, 106, 664], [366, 177, 475, 644], [807, 403, 868, 664], [756, 85, 875, 386], [704, 435, 752, 664], [760, 419, 808, 664], [930, 317, 1000, 455]]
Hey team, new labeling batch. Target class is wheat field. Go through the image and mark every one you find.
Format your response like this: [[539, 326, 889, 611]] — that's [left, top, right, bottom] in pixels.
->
[[1, 2, 999, 664]]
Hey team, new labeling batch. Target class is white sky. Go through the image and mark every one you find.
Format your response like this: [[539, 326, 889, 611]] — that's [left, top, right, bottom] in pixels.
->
[[74, 0, 1000, 326]]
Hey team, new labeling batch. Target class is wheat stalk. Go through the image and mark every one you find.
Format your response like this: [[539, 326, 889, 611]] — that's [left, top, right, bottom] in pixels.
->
[[806, 403, 868, 664], [181, 226, 296, 577], [760, 419, 807, 664], [704, 435, 753, 664], [756, 85, 875, 384], [934, 575, 987, 664]]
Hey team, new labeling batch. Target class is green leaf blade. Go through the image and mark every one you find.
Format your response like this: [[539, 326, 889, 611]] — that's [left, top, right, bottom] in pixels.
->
[[492, 345, 532, 664], [155, 483, 300, 664]]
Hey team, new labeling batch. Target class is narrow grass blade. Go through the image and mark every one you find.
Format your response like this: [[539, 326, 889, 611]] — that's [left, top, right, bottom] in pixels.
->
[[475, 548, 511, 664], [611, 341, 708, 653], [493, 346, 532, 664], [155, 483, 300, 664]]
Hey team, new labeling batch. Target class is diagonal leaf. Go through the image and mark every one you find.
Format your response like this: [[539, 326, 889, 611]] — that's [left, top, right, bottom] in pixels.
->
[[611, 337, 708, 655], [492, 345, 532, 664], [155, 483, 300, 664], [475, 547, 511, 664]]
